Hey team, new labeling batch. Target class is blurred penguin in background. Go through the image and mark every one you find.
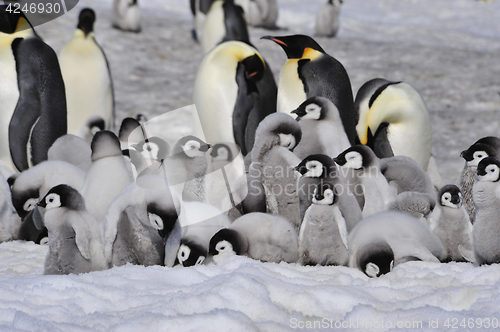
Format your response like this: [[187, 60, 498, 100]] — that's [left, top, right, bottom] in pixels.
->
[[315, 0, 342, 38], [236, 0, 279, 29], [112, 0, 141, 33], [59, 8, 115, 138]]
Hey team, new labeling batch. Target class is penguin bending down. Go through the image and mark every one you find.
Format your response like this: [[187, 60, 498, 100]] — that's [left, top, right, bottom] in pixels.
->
[[379, 156, 435, 196], [262, 34, 357, 145], [38, 185, 108, 275], [209, 212, 299, 264], [291, 96, 351, 160], [298, 182, 349, 266], [348, 211, 448, 278], [1, 7, 67, 171], [472, 157, 500, 265], [387, 191, 436, 224], [112, 0, 141, 33], [429, 185, 472, 262], [193, 40, 277, 156], [355, 78, 432, 171], [315, 0, 342, 38], [59, 8, 115, 138]]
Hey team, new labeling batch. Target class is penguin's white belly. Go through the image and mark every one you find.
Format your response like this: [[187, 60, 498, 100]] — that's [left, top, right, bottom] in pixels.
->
[[388, 120, 432, 171], [60, 41, 113, 136], [201, 4, 225, 54], [0, 47, 19, 166], [277, 59, 306, 114]]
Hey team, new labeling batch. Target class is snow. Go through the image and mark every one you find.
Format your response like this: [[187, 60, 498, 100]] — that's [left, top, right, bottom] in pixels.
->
[[2, 0, 500, 330]]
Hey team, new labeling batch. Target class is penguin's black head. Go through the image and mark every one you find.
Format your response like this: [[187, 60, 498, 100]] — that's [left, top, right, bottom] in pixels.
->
[[91, 130, 122, 161], [11, 186, 39, 219], [176, 240, 207, 267], [241, 53, 265, 82], [477, 157, 500, 182], [210, 143, 234, 162], [118, 117, 141, 142], [172, 135, 211, 158], [209, 228, 241, 256], [357, 241, 394, 278], [0, 5, 32, 33], [146, 202, 179, 239], [261, 34, 325, 59], [294, 154, 337, 178], [269, 116, 302, 151], [77, 8, 96, 36], [135, 136, 170, 161], [291, 96, 327, 121], [438, 184, 462, 208], [460, 143, 498, 165], [334, 145, 374, 169], [312, 181, 337, 205], [474, 136, 500, 149], [37, 184, 85, 211]]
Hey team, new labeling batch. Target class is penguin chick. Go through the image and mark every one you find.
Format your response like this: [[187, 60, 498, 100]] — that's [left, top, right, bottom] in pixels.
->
[[77, 115, 105, 145], [315, 0, 342, 38], [458, 142, 499, 223], [38, 184, 108, 275], [47, 134, 92, 173], [112, 0, 141, 33], [291, 96, 351, 160], [334, 145, 395, 218], [379, 155, 435, 196], [429, 185, 472, 262], [298, 182, 349, 266], [118, 117, 143, 150], [209, 212, 299, 263], [472, 157, 500, 265], [348, 211, 448, 278], [387, 191, 435, 224]]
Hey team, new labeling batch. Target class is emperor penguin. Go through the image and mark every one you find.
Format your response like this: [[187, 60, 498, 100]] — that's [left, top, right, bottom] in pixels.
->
[[1, 7, 67, 172], [59, 8, 115, 138], [235, 0, 279, 29], [192, 0, 217, 42], [103, 175, 183, 267], [0, 172, 21, 242], [291, 96, 351, 160], [81, 131, 134, 223], [429, 185, 472, 262], [315, 0, 342, 38], [242, 113, 302, 230], [458, 140, 499, 223], [355, 78, 432, 171], [294, 154, 362, 232], [133, 136, 171, 168], [118, 117, 144, 150], [193, 40, 277, 156], [387, 191, 436, 224], [348, 211, 448, 278], [209, 212, 299, 264], [112, 0, 141, 33], [261, 34, 357, 145], [47, 134, 93, 173], [201, 0, 250, 54], [334, 145, 396, 218], [379, 155, 435, 196], [37, 184, 108, 275], [472, 157, 500, 265], [298, 182, 349, 266]]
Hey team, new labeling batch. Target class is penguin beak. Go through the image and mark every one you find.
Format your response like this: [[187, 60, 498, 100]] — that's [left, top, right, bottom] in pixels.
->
[[261, 36, 287, 47]]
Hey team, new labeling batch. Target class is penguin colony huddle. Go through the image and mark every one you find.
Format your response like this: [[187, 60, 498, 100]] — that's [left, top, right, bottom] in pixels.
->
[[0, 1, 498, 279]]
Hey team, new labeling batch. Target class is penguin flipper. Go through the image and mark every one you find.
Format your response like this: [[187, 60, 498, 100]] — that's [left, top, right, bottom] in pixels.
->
[[371, 122, 394, 159], [333, 206, 348, 249], [69, 213, 92, 260], [164, 220, 183, 267], [458, 244, 476, 263], [387, 237, 440, 265], [233, 62, 257, 155]]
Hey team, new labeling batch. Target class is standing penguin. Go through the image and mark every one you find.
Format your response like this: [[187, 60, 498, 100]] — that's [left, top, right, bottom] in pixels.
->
[[291, 96, 351, 160], [261, 34, 357, 145], [1, 7, 67, 171], [298, 182, 349, 266], [192, 0, 217, 42], [112, 0, 141, 33], [334, 145, 395, 218], [37, 184, 108, 275], [429, 185, 472, 262], [315, 0, 342, 38], [193, 40, 276, 156], [355, 78, 432, 171], [59, 8, 115, 138], [472, 157, 500, 265]]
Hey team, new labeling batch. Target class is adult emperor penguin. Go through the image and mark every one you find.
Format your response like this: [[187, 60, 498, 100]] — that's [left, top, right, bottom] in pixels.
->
[[59, 8, 115, 138], [81, 131, 134, 223], [242, 113, 302, 230], [112, 0, 141, 33], [458, 140, 499, 223], [201, 0, 250, 54], [291, 96, 351, 160], [193, 40, 277, 156], [261, 34, 357, 145], [355, 78, 432, 171], [235, 0, 279, 29], [298, 182, 349, 266], [0, 172, 21, 242], [472, 157, 500, 265], [1, 7, 67, 172], [209, 212, 299, 264], [429, 185, 472, 262], [38, 184, 108, 275], [294, 154, 362, 232], [315, 0, 342, 38], [192, 0, 217, 41], [334, 145, 396, 218], [348, 211, 447, 277]]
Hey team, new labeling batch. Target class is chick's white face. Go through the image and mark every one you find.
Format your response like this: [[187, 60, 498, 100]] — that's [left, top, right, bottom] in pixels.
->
[[441, 192, 462, 208], [478, 164, 500, 182], [468, 151, 488, 167], [182, 140, 204, 158], [177, 244, 191, 266], [312, 188, 334, 205], [215, 240, 235, 255], [213, 147, 229, 162], [23, 198, 39, 212], [148, 213, 164, 230], [343, 151, 363, 170], [302, 103, 322, 120], [43, 193, 61, 210], [141, 142, 160, 161], [303, 160, 324, 178], [278, 133, 297, 150]]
